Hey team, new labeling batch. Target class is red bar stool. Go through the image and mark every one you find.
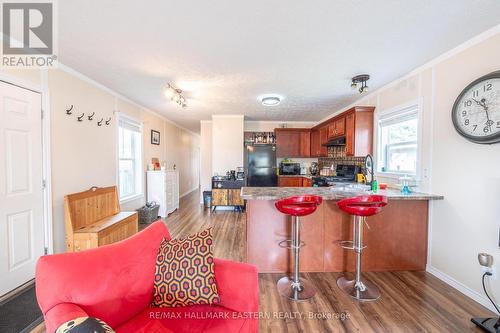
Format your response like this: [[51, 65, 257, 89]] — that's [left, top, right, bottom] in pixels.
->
[[275, 195, 323, 301], [336, 195, 388, 301]]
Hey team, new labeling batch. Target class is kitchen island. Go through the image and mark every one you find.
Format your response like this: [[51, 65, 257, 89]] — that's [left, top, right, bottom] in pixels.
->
[[241, 186, 443, 273]]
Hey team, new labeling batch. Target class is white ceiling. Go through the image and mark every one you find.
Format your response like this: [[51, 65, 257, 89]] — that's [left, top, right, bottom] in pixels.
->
[[58, 1, 500, 132]]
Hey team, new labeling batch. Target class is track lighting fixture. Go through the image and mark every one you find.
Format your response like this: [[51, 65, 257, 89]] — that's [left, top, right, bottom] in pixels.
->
[[350, 74, 370, 94], [164, 83, 187, 108]]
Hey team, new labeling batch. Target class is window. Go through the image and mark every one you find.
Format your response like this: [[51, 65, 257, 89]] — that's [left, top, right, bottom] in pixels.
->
[[118, 115, 143, 201], [377, 104, 420, 176]]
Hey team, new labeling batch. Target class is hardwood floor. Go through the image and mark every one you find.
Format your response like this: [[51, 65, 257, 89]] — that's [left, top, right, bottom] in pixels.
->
[[33, 189, 493, 333], [160, 191, 246, 263]]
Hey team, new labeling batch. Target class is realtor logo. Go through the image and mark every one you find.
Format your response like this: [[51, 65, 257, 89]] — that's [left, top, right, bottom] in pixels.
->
[[1, 1, 58, 67]]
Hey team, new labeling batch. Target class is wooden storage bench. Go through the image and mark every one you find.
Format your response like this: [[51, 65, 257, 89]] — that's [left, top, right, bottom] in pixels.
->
[[64, 186, 139, 252]]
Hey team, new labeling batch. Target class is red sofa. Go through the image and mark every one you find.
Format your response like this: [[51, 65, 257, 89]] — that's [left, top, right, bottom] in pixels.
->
[[36, 221, 259, 333]]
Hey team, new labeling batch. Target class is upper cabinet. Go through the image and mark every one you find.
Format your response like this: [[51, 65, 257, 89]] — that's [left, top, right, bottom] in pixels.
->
[[275, 128, 311, 158], [310, 129, 320, 157], [299, 130, 311, 157], [345, 112, 355, 156], [327, 116, 346, 139], [313, 106, 375, 157], [319, 126, 328, 156], [275, 106, 374, 158], [311, 127, 328, 157]]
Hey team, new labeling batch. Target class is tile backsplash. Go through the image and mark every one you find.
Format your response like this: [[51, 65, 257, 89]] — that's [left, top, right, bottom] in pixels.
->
[[327, 145, 347, 158], [318, 155, 366, 174]]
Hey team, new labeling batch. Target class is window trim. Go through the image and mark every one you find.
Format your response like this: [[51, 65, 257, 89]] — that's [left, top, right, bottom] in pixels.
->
[[117, 113, 144, 203], [374, 99, 423, 180]]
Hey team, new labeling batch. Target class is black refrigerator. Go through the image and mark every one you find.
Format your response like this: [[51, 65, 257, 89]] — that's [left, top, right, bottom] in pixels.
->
[[245, 144, 278, 187]]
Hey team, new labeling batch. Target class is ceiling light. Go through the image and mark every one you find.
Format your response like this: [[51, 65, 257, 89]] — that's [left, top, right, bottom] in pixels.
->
[[351, 74, 370, 94], [165, 83, 187, 108], [261, 96, 281, 106]]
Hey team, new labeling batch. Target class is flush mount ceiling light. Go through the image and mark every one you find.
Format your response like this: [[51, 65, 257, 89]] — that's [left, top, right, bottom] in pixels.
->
[[351, 74, 370, 94], [164, 83, 187, 108], [261, 96, 281, 106]]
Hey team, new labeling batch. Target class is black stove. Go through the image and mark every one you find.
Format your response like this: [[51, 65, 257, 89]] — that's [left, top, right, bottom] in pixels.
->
[[312, 164, 360, 187]]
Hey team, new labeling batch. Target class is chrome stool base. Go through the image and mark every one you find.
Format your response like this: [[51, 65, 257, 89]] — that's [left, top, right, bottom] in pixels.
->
[[277, 276, 316, 301], [337, 276, 380, 301]]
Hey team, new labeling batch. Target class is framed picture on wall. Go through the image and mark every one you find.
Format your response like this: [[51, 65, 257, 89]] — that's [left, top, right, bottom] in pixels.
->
[[151, 130, 160, 145]]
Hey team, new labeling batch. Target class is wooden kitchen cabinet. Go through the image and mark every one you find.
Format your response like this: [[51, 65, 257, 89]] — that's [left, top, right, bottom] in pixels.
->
[[346, 107, 374, 156], [335, 117, 345, 136], [302, 177, 312, 187], [327, 116, 346, 139], [313, 106, 374, 157], [275, 128, 311, 158], [310, 129, 320, 157], [299, 130, 311, 157], [275, 129, 300, 157], [278, 176, 312, 187], [228, 189, 244, 206], [345, 112, 355, 156], [278, 176, 303, 187], [319, 126, 328, 157]]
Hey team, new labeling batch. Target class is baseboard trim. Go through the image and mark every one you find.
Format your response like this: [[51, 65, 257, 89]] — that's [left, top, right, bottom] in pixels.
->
[[0, 279, 34, 305], [180, 187, 198, 199], [426, 265, 497, 313]]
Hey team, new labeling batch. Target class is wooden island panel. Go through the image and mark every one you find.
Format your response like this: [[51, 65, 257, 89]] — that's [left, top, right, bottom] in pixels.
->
[[246, 199, 429, 273], [323, 200, 428, 272], [246, 200, 324, 273]]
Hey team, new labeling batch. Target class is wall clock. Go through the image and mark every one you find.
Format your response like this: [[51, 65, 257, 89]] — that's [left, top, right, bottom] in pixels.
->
[[452, 70, 500, 144]]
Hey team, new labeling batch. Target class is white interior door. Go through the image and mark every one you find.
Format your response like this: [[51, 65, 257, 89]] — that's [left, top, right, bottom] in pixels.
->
[[0, 81, 44, 297]]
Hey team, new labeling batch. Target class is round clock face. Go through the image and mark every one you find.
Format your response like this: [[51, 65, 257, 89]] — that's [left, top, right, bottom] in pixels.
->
[[452, 71, 500, 144]]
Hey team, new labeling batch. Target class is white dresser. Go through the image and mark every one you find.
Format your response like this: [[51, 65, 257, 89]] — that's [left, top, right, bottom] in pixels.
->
[[146, 170, 179, 217]]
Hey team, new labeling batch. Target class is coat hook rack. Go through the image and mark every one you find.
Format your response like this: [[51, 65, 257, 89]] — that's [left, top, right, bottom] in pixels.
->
[[97, 118, 103, 126], [87, 112, 95, 121], [77, 113, 85, 122], [105, 118, 111, 125], [66, 105, 73, 115]]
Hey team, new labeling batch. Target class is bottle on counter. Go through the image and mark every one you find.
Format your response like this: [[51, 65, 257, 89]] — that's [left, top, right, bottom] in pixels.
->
[[371, 179, 378, 193], [400, 175, 412, 195]]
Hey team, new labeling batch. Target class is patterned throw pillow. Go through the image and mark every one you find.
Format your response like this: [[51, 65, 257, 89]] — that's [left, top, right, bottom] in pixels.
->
[[55, 317, 114, 333], [152, 228, 220, 307]]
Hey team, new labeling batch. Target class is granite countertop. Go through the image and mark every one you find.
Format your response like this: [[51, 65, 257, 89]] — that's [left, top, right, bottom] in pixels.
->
[[240, 186, 444, 201]]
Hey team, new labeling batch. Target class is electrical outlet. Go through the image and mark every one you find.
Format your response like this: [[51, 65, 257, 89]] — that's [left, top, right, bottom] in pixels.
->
[[491, 266, 497, 280], [482, 266, 497, 280]]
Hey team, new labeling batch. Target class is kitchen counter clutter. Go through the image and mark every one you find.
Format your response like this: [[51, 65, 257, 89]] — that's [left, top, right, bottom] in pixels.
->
[[243, 185, 443, 273], [241, 186, 443, 200], [277, 174, 313, 178]]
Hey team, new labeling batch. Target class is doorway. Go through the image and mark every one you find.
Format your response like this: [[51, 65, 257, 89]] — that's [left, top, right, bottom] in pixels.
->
[[0, 80, 45, 298]]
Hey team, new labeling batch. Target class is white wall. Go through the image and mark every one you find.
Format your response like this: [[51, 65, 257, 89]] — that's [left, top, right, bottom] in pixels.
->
[[0, 65, 200, 253], [211, 115, 244, 175], [319, 26, 500, 311], [200, 121, 213, 202], [139, 109, 200, 199], [429, 31, 500, 309], [48, 69, 118, 251]]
